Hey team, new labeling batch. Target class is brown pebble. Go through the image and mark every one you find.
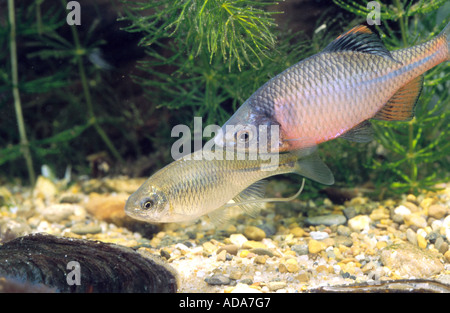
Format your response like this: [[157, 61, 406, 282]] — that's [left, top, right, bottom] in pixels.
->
[[216, 249, 227, 262], [297, 272, 309, 282], [254, 255, 267, 264], [250, 248, 275, 257], [403, 201, 419, 213], [290, 227, 305, 237], [217, 244, 238, 256], [428, 204, 447, 219], [244, 226, 266, 241], [444, 251, 450, 263]]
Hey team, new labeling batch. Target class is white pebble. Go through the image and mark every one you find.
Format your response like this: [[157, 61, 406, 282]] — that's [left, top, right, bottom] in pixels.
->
[[431, 220, 442, 232], [394, 205, 411, 216], [417, 228, 427, 238], [310, 231, 329, 240]]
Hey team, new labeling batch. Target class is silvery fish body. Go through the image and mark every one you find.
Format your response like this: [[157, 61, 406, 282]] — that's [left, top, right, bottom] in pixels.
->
[[214, 23, 450, 153], [125, 149, 333, 224]]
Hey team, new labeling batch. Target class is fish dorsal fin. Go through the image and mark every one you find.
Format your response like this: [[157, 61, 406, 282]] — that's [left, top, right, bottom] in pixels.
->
[[293, 150, 335, 185], [323, 25, 397, 61], [340, 120, 374, 143], [373, 75, 423, 121]]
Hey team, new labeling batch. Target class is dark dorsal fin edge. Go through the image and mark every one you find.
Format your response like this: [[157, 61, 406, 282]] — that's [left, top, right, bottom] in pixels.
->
[[322, 25, 400, 63]]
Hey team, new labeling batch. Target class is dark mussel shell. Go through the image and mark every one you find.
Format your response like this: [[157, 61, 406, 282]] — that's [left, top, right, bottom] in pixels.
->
[[0, 233, 178, 293]]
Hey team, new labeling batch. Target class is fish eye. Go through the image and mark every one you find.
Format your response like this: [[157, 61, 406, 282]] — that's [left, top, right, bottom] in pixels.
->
[[235, 129, 253, 143], [141, 197, 155, 210]]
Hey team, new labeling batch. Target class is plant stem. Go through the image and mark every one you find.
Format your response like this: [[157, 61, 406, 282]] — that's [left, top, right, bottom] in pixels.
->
[[394, 0, 408, 46], [8, 0, 36, 185], [65, 1, 124, 163]]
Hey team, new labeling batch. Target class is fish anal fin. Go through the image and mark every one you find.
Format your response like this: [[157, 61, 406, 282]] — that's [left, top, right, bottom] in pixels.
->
[[374, 75, 423, 121], [323, 25, 399, 62], [340, 120, 374, 143]]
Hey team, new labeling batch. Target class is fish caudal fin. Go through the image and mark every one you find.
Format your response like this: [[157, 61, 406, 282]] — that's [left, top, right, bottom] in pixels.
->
[[374, 75, 423, 121]]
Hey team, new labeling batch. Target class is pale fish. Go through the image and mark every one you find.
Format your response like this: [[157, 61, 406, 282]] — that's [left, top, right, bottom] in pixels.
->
[[125, 148, 333, 224]]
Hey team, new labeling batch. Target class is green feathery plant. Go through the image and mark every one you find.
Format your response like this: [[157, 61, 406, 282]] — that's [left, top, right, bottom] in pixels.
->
[[122, 0, 321, 130], [333, 0, 450, 194], [1, 1, 127, 182]]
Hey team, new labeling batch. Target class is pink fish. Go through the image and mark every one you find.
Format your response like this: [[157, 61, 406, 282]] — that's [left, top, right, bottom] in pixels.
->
[[214, 23, 450, 153]]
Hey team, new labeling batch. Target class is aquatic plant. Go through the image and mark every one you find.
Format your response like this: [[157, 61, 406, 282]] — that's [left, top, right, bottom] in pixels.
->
[[333, 0, 450, 194], [0, 1, 130, 182], [6, 0, 36, 185], [121, 0, 319, 127]]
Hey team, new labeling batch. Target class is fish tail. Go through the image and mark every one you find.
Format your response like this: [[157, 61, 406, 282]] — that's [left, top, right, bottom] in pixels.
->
[[440, 22, 450, 60]]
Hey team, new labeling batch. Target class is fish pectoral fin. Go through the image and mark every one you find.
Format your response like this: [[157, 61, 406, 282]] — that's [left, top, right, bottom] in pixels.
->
[[340, 120, 374, 143], [373, 75, 423, 121], [293, 150, 335, 185], [322, 25, 399, 63]]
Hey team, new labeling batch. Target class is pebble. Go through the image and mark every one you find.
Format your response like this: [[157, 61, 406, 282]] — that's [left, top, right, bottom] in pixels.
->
[[84, 193, 131, 226], [216, 250, 227, 262], [291, 244, 309, 256], [244, 226, 266, 241], [403, 201, 419, 213], [417, 234, 427, 249], [70, 223, 102, 235], [443, 215, 450, 242], [348, 215, 371, 232], [343, 207, 357, 219], [33, 176, 58, 203], [205, 274, 231, 285], [242, 240, 266, 249], [394, 205, 412, 216], [37, 204, 83, 223], [229, 234, 248, 248], [428, 204, 447, 219], [230, 283, 262, 293], [267, 281, 287, 291], [404, 213, 427, 229], [305, 214, 346, 226], [290, 227, 305, 237], [445, 251, 450, 263], [0, 218, 31, 241], [310, 231, 329, 240], [334, 235, 353, 247], [308, 239, 327, 254], [406, 228, 417, 246], [337, 225, 351, 236], [369, 207, 390, 221], [217, 244, 239, 256], [279, 258, 299, 273], [380, 243, 444, 278], [254, 255, 267, 264], [250, 248, 275, 257]]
